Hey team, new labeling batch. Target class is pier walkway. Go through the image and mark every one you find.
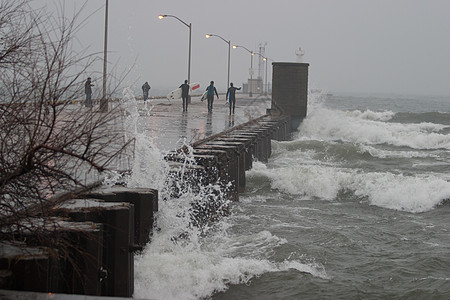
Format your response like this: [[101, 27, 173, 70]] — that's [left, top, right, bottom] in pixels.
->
[[138, 94, 271, 151]]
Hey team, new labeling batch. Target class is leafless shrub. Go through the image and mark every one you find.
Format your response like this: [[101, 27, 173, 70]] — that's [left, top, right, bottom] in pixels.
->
[[0, 0, 132, 248]]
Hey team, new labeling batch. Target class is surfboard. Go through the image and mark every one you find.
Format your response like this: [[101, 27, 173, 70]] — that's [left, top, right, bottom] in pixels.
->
[[190, 82, 200, 92], [200, 90, 207, 102], [167, 82, 200, 100], [167, 87, 182, 100]]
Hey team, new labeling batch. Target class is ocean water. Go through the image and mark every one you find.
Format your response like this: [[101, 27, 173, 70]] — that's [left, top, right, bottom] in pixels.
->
[[132, 92, 450, 300]]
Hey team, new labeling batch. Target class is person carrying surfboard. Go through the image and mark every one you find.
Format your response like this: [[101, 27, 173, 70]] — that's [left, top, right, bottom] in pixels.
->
[[179, 80, 190, 112], [226, 82, 241, 115], [206, 81, 219, 113]]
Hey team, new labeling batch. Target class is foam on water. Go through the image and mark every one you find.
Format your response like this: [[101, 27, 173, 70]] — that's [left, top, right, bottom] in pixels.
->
[[272, 139, 441, 161], [134, 195, 329, 300], [298, 95, 450, 150], [352, 172, 450, 212], [346, 109, 396, 121], [248, 157, 450, 213], [356, 144, 441, 159], [134, 225, 328, 300], [248, 161, 346, 201]]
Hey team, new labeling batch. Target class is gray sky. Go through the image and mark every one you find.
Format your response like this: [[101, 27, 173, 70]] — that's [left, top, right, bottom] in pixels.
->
[[37, 0, 450, 96]]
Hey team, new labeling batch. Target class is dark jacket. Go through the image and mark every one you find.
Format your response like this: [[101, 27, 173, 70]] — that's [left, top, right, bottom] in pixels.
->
[[206, 85, 218, 98], [85, 80, 93, 94], [142, 82, 151, 93], [179, 83, 190, 97], [227, 86, 241, 101]]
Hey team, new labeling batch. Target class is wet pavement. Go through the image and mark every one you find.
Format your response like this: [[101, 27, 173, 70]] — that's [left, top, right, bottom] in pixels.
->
[[137, 94, 271, 151]]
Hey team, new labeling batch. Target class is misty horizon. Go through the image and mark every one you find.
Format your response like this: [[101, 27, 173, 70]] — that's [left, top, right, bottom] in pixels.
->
[[32, 0, 450, 97]]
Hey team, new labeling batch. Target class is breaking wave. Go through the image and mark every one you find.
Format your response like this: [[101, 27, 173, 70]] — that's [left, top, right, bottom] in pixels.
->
[[135, 229, 328, 300], [247, 161, 450, 213], [297, 104, 450, 150]]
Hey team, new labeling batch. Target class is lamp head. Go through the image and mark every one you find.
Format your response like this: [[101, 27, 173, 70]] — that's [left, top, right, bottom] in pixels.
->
[[205, 34, 211, 38], [232, 45, 238, 49], [158, 15, 165, 19]]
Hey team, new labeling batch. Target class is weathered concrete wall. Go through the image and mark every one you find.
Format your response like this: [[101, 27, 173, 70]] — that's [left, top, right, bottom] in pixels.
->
[[0, 189, 158, 298], [166, 114, 291, 201], [271, 62, 309, 130]]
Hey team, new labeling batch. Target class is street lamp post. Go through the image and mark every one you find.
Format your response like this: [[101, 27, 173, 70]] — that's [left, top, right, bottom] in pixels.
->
[[233, 45, 254, 97], [158, 14, 192, 85], [253, 52, 267, 96], [264, 57, 268, 96], [205, 34, 230, 90], [100, 0, 109, 112]]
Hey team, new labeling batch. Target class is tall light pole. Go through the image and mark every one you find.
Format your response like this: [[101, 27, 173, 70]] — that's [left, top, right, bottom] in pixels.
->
[[100, 0, 109, 112], [205, 34, 230, 90], [253, 52, 266, 96], [158, 14, 192, 85], [233, 45, 254, 97], [264, 57, 268, 96]]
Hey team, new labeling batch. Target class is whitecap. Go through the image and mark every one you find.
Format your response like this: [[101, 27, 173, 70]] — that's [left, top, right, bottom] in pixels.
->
[[351, 172, 450, 213], [134, 229, 327, 300], [357, 144, 440, 159], [246, 161, 450, 213], [298, 104, 450, 149]]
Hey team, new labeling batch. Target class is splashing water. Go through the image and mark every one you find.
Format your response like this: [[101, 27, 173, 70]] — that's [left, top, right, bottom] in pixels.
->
[[256, 92, 450, 213], [99, 88, 329, 300], [299, 92, 450, 150], [112, 87, 167, 190]]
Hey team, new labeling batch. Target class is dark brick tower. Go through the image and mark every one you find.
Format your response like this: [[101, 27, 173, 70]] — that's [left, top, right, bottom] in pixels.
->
[[271, 62, 309, 130]]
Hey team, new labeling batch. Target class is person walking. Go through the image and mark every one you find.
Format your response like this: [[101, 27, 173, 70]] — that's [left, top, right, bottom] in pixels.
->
[[179, 80, 190, 112], [226, 82, 241, 115], [85, 77, 94, 107], [142, 81, 151, 102], [205, 81, 219, 113]]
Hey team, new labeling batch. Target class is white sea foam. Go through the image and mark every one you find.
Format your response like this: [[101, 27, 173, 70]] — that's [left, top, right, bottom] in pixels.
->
[[298, 102, 450, 150], [221, 230, 288, 258], [347, 109, 396, 121], [134, 185, 329, 300], [247, 162, 349, 201], [351, 172, 450, 213], [272, 138, 441, 162], [277, 259, 329, 279], [357, 144, 440, 159], [134, 228, 328, 300], [247, 162, 450, 213]]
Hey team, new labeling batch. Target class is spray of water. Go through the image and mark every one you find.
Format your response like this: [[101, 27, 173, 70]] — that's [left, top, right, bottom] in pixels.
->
[[104, 88, 328, 299]]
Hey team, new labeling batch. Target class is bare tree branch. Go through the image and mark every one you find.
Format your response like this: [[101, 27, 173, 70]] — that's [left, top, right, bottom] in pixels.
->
[[0, 0, 133, 254]]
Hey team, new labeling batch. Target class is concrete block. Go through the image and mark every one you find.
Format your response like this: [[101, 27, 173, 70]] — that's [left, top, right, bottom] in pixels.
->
[[272, 62, 309, 130]]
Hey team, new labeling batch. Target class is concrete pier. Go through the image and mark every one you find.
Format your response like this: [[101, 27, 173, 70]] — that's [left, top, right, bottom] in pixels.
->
[[137, 94, 271, 151]]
